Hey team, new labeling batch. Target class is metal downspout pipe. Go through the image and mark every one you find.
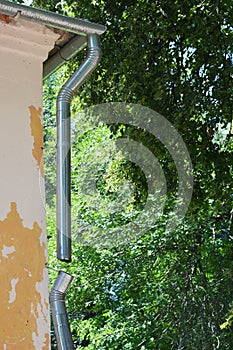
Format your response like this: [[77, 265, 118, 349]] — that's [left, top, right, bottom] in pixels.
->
[[56, 33, 101, 262], [51, 34, 101, 349], [49, 271, 74, 350]]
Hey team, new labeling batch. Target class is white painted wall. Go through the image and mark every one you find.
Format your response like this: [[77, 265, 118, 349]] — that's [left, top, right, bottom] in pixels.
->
[[0, 16, 59, 350]]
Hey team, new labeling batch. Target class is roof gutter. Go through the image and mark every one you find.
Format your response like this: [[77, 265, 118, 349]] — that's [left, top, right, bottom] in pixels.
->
[[0, 0, 105, 35]]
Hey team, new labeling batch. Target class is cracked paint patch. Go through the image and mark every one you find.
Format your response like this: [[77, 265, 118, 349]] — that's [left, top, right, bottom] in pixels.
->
[[29, 105, 44, 177], [0, 202, 49, 349]]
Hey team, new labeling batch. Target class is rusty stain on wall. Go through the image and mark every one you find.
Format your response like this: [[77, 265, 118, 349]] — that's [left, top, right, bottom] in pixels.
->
[[0, 202, 49, 349], [29, 105, 44, 177], [0, 14, 10, 24]]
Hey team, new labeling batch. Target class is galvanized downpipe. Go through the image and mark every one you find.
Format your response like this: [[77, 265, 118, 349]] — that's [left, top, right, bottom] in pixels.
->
[[50, 271, 74, 350], [56, 33, 101, 262]]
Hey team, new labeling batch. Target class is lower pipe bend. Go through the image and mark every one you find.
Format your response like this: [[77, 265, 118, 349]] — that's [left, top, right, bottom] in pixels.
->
[[50, 271, 74, 350]]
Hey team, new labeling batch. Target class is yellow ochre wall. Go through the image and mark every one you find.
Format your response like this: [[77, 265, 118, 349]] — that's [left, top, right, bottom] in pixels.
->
[[0, 15, 59, 349]]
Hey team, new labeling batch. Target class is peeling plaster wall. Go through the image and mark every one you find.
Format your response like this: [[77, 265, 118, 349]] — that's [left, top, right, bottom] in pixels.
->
[[0, 17, 59, 349]]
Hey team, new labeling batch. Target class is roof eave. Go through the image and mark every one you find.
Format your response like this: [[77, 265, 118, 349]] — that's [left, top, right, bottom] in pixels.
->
[[0, 0, 106, 78]]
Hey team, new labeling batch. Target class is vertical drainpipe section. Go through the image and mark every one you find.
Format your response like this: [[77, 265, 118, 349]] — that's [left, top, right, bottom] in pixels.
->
[[51, 34, 101, 349], [56, 33, 101, 262]]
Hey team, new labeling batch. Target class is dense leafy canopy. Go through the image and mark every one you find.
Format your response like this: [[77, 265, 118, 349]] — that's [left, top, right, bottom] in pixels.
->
[[17, 0, 233, 348]]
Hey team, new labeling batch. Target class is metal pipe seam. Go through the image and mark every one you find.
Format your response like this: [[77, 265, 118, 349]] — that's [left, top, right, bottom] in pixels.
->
[[56, 34, 101, 262], [43, 35, 87, 80], [49, 271, 74, 350]]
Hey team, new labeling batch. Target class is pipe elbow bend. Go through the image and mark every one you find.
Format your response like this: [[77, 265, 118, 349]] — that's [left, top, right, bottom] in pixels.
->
[[50, 271, 74, 350]]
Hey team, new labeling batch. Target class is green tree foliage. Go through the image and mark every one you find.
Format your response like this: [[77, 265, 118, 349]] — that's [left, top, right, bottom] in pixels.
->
[[29, 0, 233, 348]]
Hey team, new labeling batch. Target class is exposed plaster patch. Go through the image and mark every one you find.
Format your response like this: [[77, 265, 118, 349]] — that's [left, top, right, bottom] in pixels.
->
[[33, 268, 50, 349], [9, 278, 19, 304], [0, 202, 49, 348], [29, 105, 44, 177], [24, 267, 32, 278], [2, 244, 15, 258], [32, 302, 51, 349]]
